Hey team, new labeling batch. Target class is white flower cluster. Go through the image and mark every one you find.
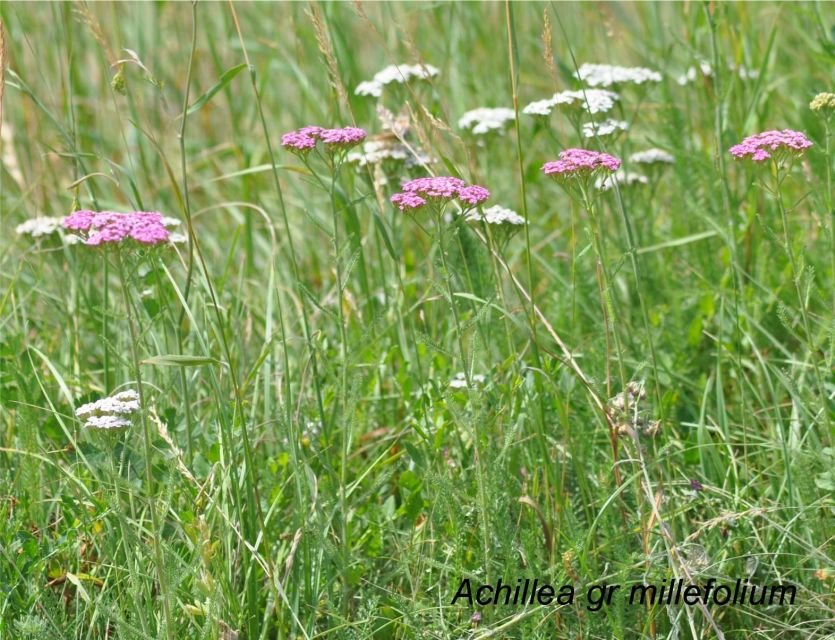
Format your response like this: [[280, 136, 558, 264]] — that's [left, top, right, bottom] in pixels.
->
[[595, 169, 649, 191], [629, 148, 674, 165], [523, 89, 620, 117], [448, 372, 486, 389], [347, 138, 431, 167], [582, 118, 629, 138], [355, 63, 440, 98], [465, 205, 526, 226], [76, 389, 140, 430], [159, 217, 187, 244], [16, 217, 81, 244], [575, 63, 662, 87], [458, 107, 516, 135], [677, 61, 759, 85], [729, 62, 760, 80], [676, 62, 713, 85]]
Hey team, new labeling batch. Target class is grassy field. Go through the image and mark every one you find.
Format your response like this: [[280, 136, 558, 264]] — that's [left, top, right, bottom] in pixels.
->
[[1, 2, 834, 638]]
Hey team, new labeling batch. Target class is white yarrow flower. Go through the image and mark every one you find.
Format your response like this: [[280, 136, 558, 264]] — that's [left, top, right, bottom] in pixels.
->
[[523, 89, 619, 117], [458, 107, 516, 135], [522, 98, 556, 116], [346, 139, 431, 167], [582, 118, 629, 138], [355, 80, 383, 97], [630, 148, 674, 165], [575, 63, 662, 87], [466, 205, 526, 226], [595, 169, 649, 190], [676, 62, 712, 85], [448, 372, 486, 389], [16, 217, 63, 237], [355, 63, 439, 98], [75, 389, 140, 430]]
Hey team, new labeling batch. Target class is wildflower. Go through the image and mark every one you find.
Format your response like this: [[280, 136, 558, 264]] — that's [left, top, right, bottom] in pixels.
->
[[390, 176, 490, 211], [390, 192, 427, 211], [606, 381, 660, 438], [76, 389, 140, 430], [354, 62, 439, 98], [448, 372, 486, 389], [523, 89, 620, 118], [575, 63, 662, 88], [595, 169, 648, 190], [457, 185, 490, 206], [318, 127, 367, 147], [403, 176, 466, 198], [522, 98, 557, 116], [346, 138, 431, 168], [542, 148, 622, 180], [457, 107, 516, 135], [629, 148, 674, 165], [63, 211, 171, 247], [355, 80, 383, 98], [281, 126, 367, 153], [582, 118, 628, 138], [728, 61, 759, 80], [676, 62, 712, 86], [15, 216, 63, 237], [281, 130, 318, 152], [729, 129, 813, 163], [810, 92, 835, 114], [689, 478, 704, 492], [466, 204, 526, 226]]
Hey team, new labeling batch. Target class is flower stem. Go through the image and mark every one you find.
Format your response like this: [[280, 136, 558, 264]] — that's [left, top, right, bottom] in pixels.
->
[[116, 251, 175, 640]]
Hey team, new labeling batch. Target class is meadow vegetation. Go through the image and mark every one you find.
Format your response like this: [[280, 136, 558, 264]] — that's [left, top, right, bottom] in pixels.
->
[[1, 2, 834, 638]]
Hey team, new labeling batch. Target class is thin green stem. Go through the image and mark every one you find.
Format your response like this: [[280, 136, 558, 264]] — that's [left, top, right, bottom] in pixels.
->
[[116, 251, 174, 640]]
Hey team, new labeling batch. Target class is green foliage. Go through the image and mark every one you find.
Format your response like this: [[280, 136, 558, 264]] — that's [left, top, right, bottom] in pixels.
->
[[1, 2, 834, 638]]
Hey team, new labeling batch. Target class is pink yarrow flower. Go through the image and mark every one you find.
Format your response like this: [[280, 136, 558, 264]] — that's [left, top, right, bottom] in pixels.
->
[[729, 129, 813, 162], [542, 148, 622, 178], [62, 210, 171, 246], [390, 175, 490, 212], [282, 125, 367, 153], [391, 192, 427, 211]]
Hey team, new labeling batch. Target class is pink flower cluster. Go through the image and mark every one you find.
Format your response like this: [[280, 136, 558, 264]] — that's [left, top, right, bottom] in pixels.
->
[[281, 125, 367, 152], [389, 176, 490, 211], [729, 129, 813, 162], [63, 210, 170, 246], [541, 148, 622, 178]]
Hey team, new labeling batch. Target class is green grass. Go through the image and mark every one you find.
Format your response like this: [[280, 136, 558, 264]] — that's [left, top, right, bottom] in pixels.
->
[[1, 2, 834, 638]]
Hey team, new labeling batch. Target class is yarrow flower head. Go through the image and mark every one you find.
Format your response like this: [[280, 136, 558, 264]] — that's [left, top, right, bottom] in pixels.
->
[[465, 204, 527, 226], [676, 62, 713, 86], [390, 176, 490, 211], [76, 389, 140, 431], [347, 138, 431, 168], [523, 89, 619, 117], [63, 211, 170, 246], [542, 148, 622, 181], [448, 372, 486, 389], [595, 169, 649, 191], [810, 92, 835, 115], [281, 125, 367, 153], [457, 107, 516, 135], [728, 129, 813, 163], [629, 148, 675, 165], [582, 118, 629, 139], [354, 62, 439, 98], [16, 216, 81, 244], [575, 63, 662, 88]]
